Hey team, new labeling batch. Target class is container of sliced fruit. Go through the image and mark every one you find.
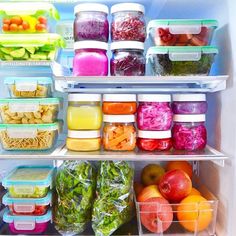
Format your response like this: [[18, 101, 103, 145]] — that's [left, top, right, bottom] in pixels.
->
[[0, 33, 65, 61], [0, 3, 60, 33]]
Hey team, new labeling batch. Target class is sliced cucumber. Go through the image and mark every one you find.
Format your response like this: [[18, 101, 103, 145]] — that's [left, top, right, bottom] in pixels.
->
[[4, 54, 14, 61], [10, 48, 26, 59], [25, 47, 36, 54], [30, 52, 48, 60], [47, 51, 55, 60], [0, 47, 14, 55]]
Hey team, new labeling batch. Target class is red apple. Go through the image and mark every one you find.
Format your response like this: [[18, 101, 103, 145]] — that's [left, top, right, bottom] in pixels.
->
[[134, 182, 144, 196], [159, 170, 192, 202], [137, 185, 163, 202], [140, 197, 173, 233]]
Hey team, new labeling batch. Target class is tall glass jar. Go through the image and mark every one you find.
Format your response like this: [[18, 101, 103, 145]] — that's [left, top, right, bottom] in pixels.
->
[[172, 114, 207, 151], [67, 94, 102, 130]]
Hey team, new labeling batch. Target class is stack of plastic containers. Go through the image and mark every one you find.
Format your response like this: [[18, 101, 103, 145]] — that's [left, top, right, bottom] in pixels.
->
[[2, 166, 54, 234]]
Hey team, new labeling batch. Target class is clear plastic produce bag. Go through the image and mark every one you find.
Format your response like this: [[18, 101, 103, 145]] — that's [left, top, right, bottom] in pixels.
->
[[54, 161, 96, 235]]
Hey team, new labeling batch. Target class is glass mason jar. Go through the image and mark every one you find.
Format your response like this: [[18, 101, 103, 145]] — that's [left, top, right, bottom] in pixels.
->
[[111, 3, 146, 42], [110, 41, 145, 76], [73, 41, 108, 76], [172, 114, 207, 151], [103, 115, 136, 151], [67, 94, 102, 130], [172, 94, 208, 114], [137, 94, 173, 131], [74, 3, 109, 42]]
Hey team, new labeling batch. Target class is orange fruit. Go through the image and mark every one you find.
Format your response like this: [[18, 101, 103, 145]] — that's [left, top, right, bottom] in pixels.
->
[[177, 195, 213, 232], [188, 187, 201, 196], [166, 161, 193, 179]]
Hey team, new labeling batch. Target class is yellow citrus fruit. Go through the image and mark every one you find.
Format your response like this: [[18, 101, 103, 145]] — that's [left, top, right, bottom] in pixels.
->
[[188, 187, 201, 196]]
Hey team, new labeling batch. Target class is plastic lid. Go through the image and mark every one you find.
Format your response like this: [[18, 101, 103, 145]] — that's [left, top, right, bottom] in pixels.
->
[[138, 94, 171, 102], [138, 130, 171, 139], [110, 41, 145, 51], [111, 3, 145, 14], [173, 94, 206, 102], [173, 114, 206, 122], [103, 115, 135, 123], [103, 94, 136, 102], [68, 130, 101, 139], [74, 41, 108, 51], [0, 97, 60, 105], [74, 3, 109, 14], [68, 94, 101, 102], [4, 77, 53, 85]]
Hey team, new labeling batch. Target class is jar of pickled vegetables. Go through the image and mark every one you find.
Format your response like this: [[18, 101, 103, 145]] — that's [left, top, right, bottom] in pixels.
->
[[111, 3, 146, 42], [103, 115, 136, 151], [103, 94, 137, 115], [110, 41, 145, 76], [137, 94, 173, 131], [137, 130, 172, 152], [67, 94, 102, 130], [67, 130, 101, 152], [172, 114, 207, 151], [74, 3, 109, 42], [172, 94, 207, 114]]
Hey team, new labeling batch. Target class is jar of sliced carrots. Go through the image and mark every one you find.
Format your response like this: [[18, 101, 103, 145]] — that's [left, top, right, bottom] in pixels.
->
[[103, 94, 137, 115], [103, 115, 136, 151]]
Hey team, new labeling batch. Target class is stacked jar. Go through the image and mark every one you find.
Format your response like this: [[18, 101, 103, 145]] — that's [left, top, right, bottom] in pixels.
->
[[137, 94, 173, 151], [66, 94, 102, 152], [172, 94, 207, 151], [102, 94, 137, 151]]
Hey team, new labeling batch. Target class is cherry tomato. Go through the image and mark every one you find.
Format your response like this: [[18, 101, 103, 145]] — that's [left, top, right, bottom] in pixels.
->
[[35, 23, 46, 31], [18, 25, 24, 31], [38, 16, 47, 25], [2, 24, 9, 31], [10, 16, 23, 25], [9, 24, 18, 31], [3, 19, 11, 25], [22, 21, 30, 30]]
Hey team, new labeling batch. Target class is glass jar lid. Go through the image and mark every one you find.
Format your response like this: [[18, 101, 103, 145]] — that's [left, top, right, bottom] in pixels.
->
[[138, 94, 171, 102], [110, 41, 145, 51], [138, 130, 171, 139], [103, 115, 135, 123], [173, 114, 206, 122], [68, 94, 101, 102], [74, 41, 108, 51], [111, 3, 145, 14], [103, 94, 136, 102], [74, 3, 109, 15], [173, 94, 206, 102], [68, 130, 101, 138]]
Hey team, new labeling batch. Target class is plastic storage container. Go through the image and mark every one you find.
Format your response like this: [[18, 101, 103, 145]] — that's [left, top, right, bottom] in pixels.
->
[[66, 130, 101, 152], [0, 33, 65, 61], [137, 130, 172, 152], [147, 19, 218, 46], [103, 94, 137, 115], [172, 94, 208, 114], [0, 3, 60, 33], [4, 77, 53, 98], [2, 166, 54, 198], [172, 114, 207, 151], [137, 94, 173, 131], [74, 3, 109, 42], [3, 209, 52, 234], [147, 46, 218, 76], [73, 41, 108, 76], [110, 41, 145, 76], [111, 3, 146, 42], [0, 98, 60, 124], [103, 115, 136, 151], [67, 94, 102, 130], [0, 122, 60, 151], [3, 191, 52, 216]]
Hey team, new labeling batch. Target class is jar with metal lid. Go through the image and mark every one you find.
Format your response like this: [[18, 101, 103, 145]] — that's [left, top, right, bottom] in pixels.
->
[[110, 41, 145, 76], [67, 94, 102, 130], [74, 3, 109, 42], [103, 115, 136, 151], [172, 114, 207, 151], [111, 3, 146, 42]]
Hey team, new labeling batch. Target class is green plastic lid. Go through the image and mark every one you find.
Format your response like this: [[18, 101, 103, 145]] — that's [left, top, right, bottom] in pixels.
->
[[4, 77, 53, 85], [0, 97, 60, 105]]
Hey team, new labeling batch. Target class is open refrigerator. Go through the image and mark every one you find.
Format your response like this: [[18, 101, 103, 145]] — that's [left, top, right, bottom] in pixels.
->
[[0, 0, 235, 235]]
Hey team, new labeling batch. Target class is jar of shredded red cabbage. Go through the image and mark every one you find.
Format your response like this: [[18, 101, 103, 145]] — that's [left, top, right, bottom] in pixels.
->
[[111, 41, 145, 76], [74, 3, 109, 42], [111, 3, 146, 42], [172, 94, 207, 114], [137, 94, 173, 131], [172, 114, 207, 151]]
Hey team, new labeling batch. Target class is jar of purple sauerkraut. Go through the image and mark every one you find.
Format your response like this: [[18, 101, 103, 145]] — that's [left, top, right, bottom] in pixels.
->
[[111, 41, 145, 76], [137, 94, 173, 131], [172, 94, 207, 114], [74, 3, 109, 42], [172, 114, 207, 151]]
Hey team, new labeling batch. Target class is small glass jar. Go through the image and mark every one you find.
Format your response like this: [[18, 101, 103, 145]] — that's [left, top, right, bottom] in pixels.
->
[[111, 3, 146, 42], [172, 114, 207, 151], [67, 130, 101, 152], [67, 94, 102, 130], [172, 94, 207, 114], [103, 115, 136, 151], [73, 41, 108, 76], [110, 41, 145, 76], [137, 94, 173, 131], [137, 130, 172, 152], [74, 3, 109, 42], [103, 94, 137, 115]]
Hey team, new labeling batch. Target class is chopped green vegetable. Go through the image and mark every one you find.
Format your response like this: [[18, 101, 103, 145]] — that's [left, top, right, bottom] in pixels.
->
[[9, 186, 48, 198]]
